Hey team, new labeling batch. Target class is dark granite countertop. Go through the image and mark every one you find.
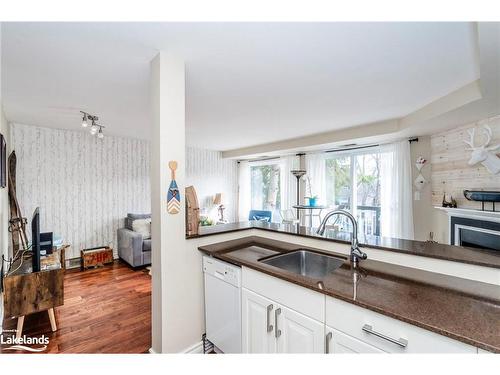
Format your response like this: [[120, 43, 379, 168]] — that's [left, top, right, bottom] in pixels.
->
[[198, 236, 500, 352], [188, 221, 500, 269]]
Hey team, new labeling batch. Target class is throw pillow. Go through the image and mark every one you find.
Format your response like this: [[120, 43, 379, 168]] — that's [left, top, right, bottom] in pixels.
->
[[132, 218, 151, 239], [252, 215, 270, 222]]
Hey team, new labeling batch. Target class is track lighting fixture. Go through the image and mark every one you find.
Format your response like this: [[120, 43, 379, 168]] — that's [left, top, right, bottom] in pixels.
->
[[81, 113, 88, 128], [79, 111, 105, 139]]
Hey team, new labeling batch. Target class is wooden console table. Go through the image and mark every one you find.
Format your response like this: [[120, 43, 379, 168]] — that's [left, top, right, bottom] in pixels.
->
[[3, 245, 67, 339]]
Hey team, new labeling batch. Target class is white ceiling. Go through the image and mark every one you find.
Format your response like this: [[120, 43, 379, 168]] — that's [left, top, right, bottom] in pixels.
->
[[1, 22, 480, 150]]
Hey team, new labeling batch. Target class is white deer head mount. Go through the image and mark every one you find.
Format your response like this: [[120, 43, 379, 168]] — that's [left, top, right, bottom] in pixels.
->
[[463, 125, 500, 174]]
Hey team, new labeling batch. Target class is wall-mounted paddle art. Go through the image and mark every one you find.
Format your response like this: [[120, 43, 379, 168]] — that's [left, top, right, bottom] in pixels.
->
[[167, 161, 181, 214]]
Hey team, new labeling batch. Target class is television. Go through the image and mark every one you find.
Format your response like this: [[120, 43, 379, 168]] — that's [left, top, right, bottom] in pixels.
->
[[31, 207, 41, 272]]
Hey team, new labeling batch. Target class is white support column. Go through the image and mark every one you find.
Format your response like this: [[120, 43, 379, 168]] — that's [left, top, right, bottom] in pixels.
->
[[150, 52, 186, 353]]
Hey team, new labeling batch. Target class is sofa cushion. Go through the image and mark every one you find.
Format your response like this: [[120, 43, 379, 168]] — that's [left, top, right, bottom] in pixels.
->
[[142, 239, 152, 252], [125, 213, 151, 230]]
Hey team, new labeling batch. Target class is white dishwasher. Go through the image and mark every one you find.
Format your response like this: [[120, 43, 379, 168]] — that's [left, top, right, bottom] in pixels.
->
[[203, 256, 242, 353]]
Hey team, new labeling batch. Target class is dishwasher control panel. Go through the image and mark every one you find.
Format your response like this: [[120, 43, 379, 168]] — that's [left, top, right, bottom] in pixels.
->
[[203, 256, 241, 287]]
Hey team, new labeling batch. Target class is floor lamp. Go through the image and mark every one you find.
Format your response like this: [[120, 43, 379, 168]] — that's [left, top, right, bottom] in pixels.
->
[[291, 170, 307, 219]]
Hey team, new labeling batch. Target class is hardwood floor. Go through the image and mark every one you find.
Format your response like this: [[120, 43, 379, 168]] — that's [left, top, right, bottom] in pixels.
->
[[1, 261, 151, 354]]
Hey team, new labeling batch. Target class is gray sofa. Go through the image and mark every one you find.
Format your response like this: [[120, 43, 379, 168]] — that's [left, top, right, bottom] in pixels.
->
[[117, 213, 151, 267]]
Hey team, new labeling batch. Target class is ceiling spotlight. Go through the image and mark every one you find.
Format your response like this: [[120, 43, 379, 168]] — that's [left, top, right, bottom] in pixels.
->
[[97, 127, 104, 139], [90, 122, 99, 135], [81, 112, 88, 128]]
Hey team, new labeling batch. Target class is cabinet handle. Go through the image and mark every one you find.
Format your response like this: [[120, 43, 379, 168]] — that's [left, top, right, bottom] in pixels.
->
[[266, 304, 274, 333], [325, 332, 332, 354], [362, 324, 408, 348], [275, 308, 282, 338]]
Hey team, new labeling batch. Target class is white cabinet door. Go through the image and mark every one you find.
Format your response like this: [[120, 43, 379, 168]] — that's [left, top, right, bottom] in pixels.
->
[[277, 305, 325, 353], [242, 288, 277, 353], [326, 297, 476, 353], [326, 326, 385, 354]]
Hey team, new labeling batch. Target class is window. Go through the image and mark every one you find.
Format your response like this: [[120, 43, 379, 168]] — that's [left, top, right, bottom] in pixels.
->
[[325, 150, 381, 236], [250, 163, 281, 220], [239, 155, 298, 223]]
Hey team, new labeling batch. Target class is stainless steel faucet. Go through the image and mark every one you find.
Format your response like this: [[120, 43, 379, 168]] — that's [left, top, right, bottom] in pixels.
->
[[316, 210, 367, 268]]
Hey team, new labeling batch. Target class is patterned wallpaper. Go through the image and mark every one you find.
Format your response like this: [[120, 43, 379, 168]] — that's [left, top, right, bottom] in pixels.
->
[[186, 146, 238, 223], [10, 124, 239, 261], [11, 123, 151, 260]]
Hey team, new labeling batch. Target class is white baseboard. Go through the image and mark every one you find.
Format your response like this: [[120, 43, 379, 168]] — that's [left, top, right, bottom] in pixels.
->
[[181, 341, 203, 354]]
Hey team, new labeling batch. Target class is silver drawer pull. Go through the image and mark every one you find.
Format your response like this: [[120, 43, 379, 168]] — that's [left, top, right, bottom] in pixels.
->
[[275, 308, 282, 338], [325, 332, 332, 354], [362, 324, 408, 348], [266, 304, 274, 332]]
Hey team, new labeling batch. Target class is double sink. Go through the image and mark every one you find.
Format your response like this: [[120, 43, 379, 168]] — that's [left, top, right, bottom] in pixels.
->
[[260, 250, 345, 279]]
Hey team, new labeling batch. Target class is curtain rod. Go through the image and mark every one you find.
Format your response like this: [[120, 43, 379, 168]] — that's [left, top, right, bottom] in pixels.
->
[[325, 144, 379, 153], [237, 156, 281, 164]]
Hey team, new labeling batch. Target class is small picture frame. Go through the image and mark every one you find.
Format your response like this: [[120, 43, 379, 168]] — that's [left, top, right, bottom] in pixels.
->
[[0, 133, 6, 188]]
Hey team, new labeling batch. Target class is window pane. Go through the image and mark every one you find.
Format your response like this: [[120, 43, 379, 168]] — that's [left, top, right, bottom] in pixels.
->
[[250, 164, 281, 221], [355, 153, 381, 236], [325, 156, 352, 210], [324, 152, 382, 237]]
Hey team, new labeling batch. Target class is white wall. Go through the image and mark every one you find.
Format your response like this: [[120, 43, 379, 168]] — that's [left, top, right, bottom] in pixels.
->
[[186, 146, 238, 222], [410, 136, 433, 241], [10, 123, 151, 260]]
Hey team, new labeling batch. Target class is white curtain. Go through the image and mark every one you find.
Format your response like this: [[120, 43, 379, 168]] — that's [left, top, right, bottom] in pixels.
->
[[238, 161, 251, 221], [280, 155, 300, 210], [380, 140, 414, 240], [305, 153, 327, 206]]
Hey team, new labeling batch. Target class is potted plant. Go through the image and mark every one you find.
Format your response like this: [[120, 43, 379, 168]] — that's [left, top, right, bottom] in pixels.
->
[[305, 176, 319, 206]]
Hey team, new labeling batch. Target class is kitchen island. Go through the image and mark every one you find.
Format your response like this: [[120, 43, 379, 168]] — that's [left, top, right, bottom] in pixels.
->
[[191, 222, 500, 353]]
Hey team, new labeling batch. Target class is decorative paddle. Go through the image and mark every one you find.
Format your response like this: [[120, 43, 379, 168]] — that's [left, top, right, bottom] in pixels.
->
[[167, 161, 181, 214]]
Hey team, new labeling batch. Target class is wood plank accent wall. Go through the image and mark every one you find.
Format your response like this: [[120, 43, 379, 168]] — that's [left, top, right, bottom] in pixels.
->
[[431, 114, 500, 210], [11, 123, 151, 260]]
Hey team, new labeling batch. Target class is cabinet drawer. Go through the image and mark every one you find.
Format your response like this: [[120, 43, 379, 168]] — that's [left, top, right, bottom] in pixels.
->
[[242, 267, 325, 322], [327, 327, 385, 353], [326, 297, 476, 353]]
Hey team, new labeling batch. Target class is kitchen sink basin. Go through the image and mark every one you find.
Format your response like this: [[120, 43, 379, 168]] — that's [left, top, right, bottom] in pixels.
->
[[259, 250, 345, 278]]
